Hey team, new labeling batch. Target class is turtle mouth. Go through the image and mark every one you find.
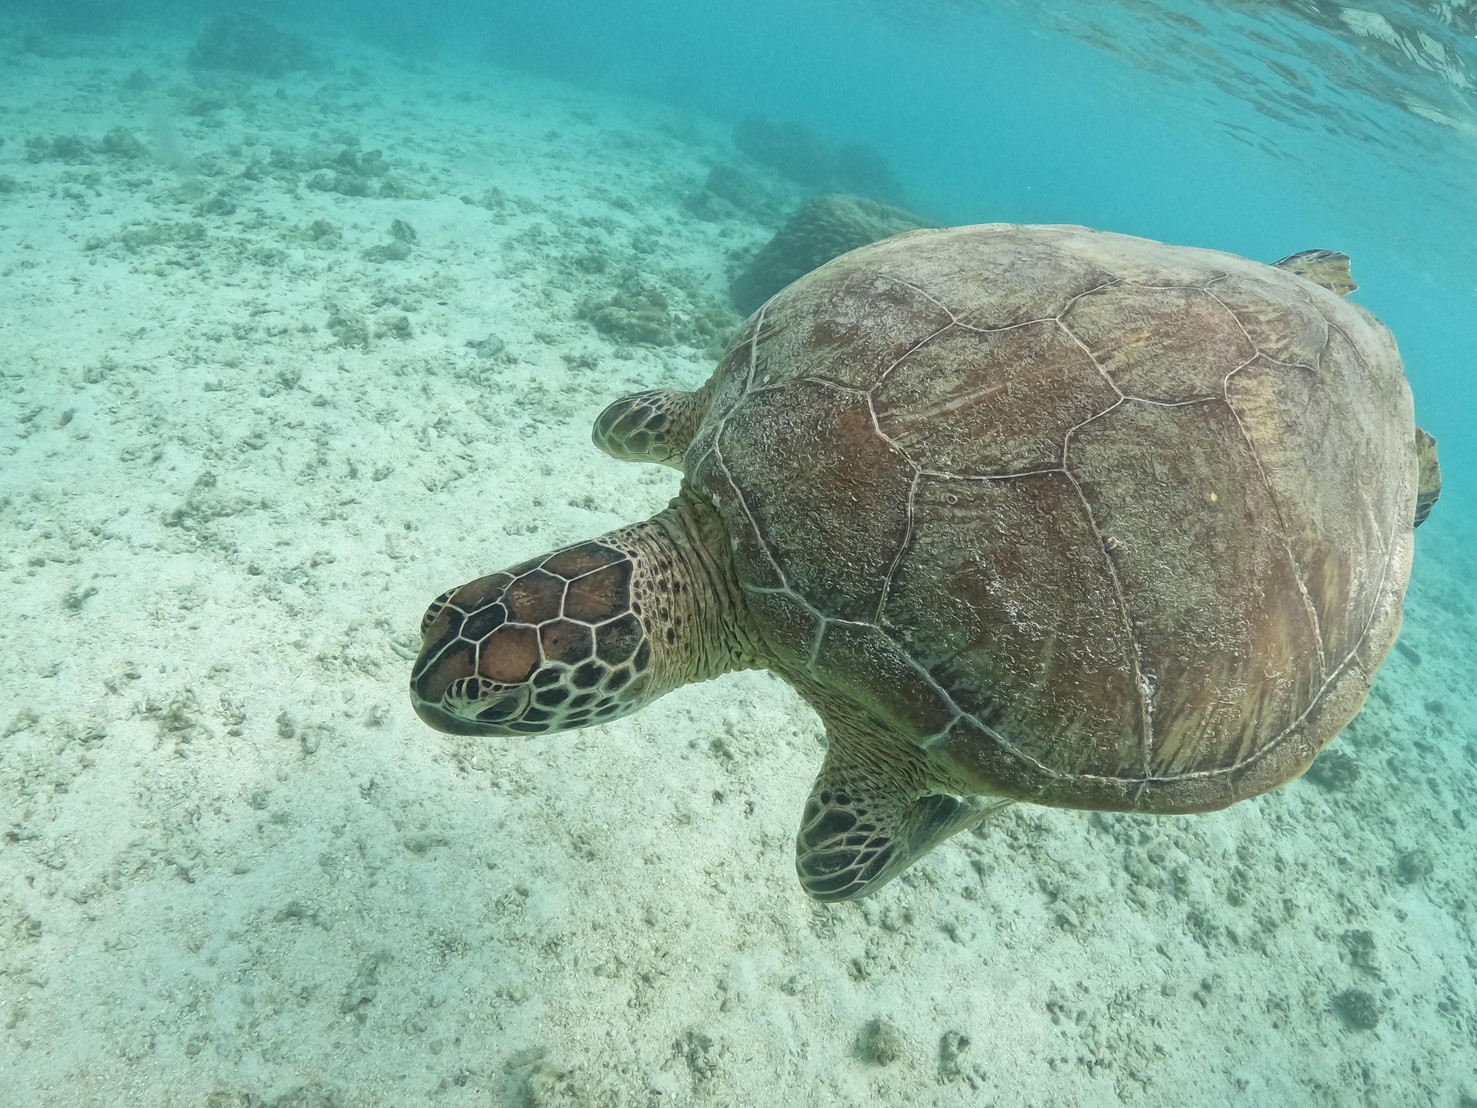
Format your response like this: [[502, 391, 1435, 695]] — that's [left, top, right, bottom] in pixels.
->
[[413, 686, 529, 736]]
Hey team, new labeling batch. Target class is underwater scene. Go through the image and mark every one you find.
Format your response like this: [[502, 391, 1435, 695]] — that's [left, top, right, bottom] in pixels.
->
[[1, 0, 1475, 1104]]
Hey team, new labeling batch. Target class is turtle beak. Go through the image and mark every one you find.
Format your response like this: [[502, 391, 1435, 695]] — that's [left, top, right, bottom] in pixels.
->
[[411, 683, 530, 736], [412, 696, 495, 736]]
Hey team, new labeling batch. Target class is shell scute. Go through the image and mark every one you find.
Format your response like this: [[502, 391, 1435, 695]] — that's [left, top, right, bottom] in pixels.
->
[[711, 380, 910, 623], [873, 320, 1115, 473], [690, 225, 1415, 810], [1062, 283, 1255, 400]]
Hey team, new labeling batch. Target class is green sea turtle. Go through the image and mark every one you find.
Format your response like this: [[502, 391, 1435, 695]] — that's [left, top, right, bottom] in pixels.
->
[[412, 224, 1436, 902]]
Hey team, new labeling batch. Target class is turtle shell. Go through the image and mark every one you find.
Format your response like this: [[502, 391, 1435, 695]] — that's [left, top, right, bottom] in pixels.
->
[[684, 225, 1417, 814]]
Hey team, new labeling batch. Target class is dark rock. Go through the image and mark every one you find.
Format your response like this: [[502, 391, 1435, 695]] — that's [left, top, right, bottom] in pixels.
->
[[26, 134, 92, 164], [937, 1030, 970, 1080], [1395, 847, 1434, 884], [735, 117, 836, 191], [189, 13, 319, 78], [686, 162, 785, 223], [363, 241, 412, 264], [1304, 747, 1361, 793], [469, 335, 507, 359], [1331, 988, 1381, 1031], [833, 142, 906, 206], [734, 116, 907, 205], [729, 194, 932, 315], [856, 1017, 907, 1065], [99, 127, 149, 160], [580, 286, 673, 346]]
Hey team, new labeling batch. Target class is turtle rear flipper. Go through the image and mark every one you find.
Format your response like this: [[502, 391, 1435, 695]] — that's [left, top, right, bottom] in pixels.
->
[[1274, 249, 1357, 296], [1271, 251, 1439, 527], [1415, 427, 1441, 527], [593, 382, 713, 468], [796, 732, 1009, 901]]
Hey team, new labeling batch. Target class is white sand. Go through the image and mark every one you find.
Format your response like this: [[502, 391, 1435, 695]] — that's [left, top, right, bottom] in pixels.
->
[[1, 20, 1475, 1108]]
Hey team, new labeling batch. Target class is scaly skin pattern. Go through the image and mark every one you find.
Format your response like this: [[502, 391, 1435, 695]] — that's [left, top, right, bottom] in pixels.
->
[[591, 382, 715, 469], [411, 486, 759, 737]]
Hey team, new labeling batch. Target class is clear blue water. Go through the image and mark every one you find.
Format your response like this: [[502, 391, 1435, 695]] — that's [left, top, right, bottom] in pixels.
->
[[330, 0, 1477, 495], [1, 1, 1474, 1104], [10, 0, 1467, 485]]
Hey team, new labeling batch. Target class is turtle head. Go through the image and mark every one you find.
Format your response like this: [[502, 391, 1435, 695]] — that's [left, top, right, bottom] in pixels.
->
[[410, 540, 655, 737]]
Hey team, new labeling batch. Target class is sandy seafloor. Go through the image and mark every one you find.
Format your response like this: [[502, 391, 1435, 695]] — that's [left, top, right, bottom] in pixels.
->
[[2, 21, 1476, 1108]]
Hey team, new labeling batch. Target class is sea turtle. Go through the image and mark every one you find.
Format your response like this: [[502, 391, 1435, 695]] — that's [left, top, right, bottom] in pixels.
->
[[411, 224, 1436, 902]]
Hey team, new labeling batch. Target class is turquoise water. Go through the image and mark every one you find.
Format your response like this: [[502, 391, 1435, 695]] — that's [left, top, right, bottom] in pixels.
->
[[484, 0, 1477, 484], [0, 1, 1473, 1105]]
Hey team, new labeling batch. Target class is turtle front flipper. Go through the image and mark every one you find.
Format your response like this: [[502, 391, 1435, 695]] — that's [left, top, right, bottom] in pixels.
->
[[593, 382, 713, 469], [1273, 249, 1357, 296], [1415, 427, 1441, 527], [796, 733, 1009, 901]]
